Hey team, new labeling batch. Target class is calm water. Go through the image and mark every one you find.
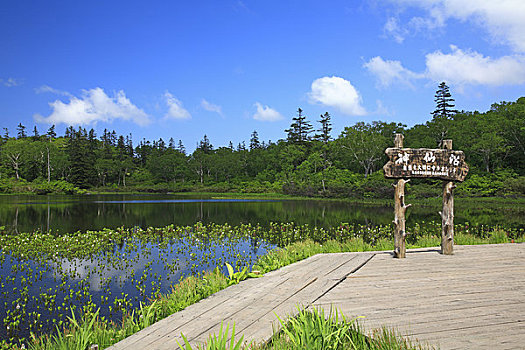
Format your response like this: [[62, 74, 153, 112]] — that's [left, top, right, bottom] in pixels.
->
[[0, 194, 523, 343], [1, 194, 524, 234]]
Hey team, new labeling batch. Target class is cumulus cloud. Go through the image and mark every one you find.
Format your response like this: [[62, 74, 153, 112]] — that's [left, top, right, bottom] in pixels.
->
[[252, 102, 283, 121], [308, 76, 366, 116], [164, 92, 191, 120], [365, 46, 525, 87], [425, 46, 525, 85], [34, 87, 150, 126], [385, 0, 525, 52], [201, 99, 223, 115], [363, 57, 423, 88]]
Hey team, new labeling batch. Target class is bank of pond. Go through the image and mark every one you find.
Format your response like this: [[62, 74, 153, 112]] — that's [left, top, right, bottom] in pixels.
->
[[0, 220, 523, 349]]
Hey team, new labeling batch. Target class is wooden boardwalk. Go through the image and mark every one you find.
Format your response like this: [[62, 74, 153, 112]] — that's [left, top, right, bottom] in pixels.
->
[[109, 244, 525, 350]]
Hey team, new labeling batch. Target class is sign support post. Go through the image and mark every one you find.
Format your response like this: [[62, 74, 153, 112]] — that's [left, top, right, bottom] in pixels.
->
[[440, 140, 455, 255], [383, 134, 468, 258], [392, 134, 411, 258]]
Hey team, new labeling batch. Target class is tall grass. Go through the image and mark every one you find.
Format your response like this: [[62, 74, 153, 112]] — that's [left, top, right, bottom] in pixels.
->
[[176, 306, 431, 350]]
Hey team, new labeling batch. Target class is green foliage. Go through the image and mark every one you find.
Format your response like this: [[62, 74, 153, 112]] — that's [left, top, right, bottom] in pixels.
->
[[225, 263, 261, 286], [177, 321, 246, 350], [268, 306, 427, 350], [1, 96, 524, 197]]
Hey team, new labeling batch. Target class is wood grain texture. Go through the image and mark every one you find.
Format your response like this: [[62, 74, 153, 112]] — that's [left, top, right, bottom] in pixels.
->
[[109, 244, 524, 350]]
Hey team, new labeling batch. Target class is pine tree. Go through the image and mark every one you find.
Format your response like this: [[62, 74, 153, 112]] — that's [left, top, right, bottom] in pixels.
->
[[250, 130, 261, 150], [17, 123, 26, 139], [285, 108, 313, 143], [47, 125, 56, 139], [198, 135, 213, 153], [67, 127, 96, 188], [432, 82, 458, 119], [315, 112, 332, 143], [177, 140, 186, 154], [431, 81, 459, 147]]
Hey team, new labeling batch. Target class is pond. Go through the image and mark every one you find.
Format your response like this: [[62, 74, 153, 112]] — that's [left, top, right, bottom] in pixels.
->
[[1, 193, 523, 233], [0, 194, 523, 345]]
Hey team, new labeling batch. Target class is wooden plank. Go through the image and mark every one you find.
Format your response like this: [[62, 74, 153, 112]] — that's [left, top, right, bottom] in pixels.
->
[[110, 244, 525, 350]]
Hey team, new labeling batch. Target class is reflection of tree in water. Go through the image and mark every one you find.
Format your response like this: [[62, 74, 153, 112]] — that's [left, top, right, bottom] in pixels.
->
[[0, 195, 522, 234]]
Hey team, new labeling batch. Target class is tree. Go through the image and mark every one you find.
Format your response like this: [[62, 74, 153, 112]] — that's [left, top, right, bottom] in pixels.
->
[[17, 123, 26, 139], [2, 138, 28, 179], [431, 82, 458, 147], [198, 135, 213, 153], [32, 126, 39, 139], [177, 140, 186, 155], [285, 108, 313, 143], [47, 125, 57, 139], [67, 128, 97, 188], [336, 121, 403, 178], [314, 112, 332, 143], [250, 130, 261, 150]]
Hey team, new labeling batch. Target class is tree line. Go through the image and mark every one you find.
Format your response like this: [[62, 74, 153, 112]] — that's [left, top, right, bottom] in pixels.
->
[[1, 86, 524, 198]]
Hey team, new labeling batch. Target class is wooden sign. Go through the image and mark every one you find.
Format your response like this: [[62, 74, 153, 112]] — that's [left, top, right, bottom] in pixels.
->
[[383, 148, 469, 182]]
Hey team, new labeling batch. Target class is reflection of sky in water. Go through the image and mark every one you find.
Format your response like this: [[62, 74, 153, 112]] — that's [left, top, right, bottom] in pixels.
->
[[53, 256, 145, 292], [0, 235, 273, 341]]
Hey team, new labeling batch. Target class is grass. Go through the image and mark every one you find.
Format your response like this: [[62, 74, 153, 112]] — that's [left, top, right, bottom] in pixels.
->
[[177, 305, 431, 350], [6, 225, 523, 349]]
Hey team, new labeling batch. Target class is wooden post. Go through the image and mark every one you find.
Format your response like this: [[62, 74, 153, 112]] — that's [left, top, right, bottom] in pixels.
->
[[392, 134, 411, 258], [441, 139, 455, 255]]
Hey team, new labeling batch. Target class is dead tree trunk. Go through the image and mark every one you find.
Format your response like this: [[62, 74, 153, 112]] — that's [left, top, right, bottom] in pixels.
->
[[392, 134, 411, 258], [441, 139, 455, 255]]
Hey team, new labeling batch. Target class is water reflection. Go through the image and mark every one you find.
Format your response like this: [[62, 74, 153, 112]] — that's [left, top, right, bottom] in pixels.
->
[[0, 194, 523, 234]]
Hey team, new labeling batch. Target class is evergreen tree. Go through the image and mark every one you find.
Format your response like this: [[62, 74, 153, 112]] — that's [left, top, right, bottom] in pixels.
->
[[47, 125, 56, 139], [250, 130, 261, 150], [67, 128, 97, 188], [125, 134, 134, 156], [32, 126, 39, 138], [431, 81, 459, 147], [432, 82, 458, 119], [285, 108, 313, 143], [315, 112, 332, 143], [3, 128, 8, 139], [177, 140, 186, 154], [157, 138, 166, 151], [198, 135, 213, 153], [168, 137, 176, 149], [17, 123, 26, 139]]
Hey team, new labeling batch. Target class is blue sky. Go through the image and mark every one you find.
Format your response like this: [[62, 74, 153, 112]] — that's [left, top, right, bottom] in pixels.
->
[[1, 0, 524, 150]]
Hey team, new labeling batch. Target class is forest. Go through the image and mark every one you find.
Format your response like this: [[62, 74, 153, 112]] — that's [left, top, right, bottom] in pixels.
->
[[1, 91, 524, 199]]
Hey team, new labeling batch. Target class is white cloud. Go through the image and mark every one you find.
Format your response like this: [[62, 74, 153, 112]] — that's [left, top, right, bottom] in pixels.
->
[[34, 87, 150, 126], [363, 56, 423, 88], [201, 99, 223, 115], [386, 0, 525, 52], [365, 46, 525, 87], [252, 102, 283, 121], [2, 78, 21, 87], [384, 17, 408, 43], [308, 76, 366, 116], [425, 45, 525, 85], [164, 92, 191, 120], [35, 85, 73, 97]]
